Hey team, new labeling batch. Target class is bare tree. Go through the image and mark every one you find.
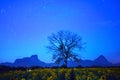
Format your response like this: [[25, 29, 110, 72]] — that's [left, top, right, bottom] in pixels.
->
[[47, 30, 83, 67]]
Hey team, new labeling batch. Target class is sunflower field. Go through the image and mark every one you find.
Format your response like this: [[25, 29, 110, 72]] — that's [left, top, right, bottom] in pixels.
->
[[0, 68, 120, 80]]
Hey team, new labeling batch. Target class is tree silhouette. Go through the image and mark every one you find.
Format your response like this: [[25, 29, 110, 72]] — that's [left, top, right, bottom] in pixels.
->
[[47, 30, 83, 67]]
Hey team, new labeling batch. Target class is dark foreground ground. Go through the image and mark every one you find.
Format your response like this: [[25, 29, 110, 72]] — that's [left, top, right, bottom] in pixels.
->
[[0, 67, 120, 80]]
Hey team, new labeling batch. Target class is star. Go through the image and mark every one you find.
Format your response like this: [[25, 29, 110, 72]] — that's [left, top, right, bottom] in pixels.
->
[[0, 9, 6, 13]]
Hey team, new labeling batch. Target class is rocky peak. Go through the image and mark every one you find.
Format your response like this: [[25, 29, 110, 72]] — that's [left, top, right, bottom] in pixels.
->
[[94, 55, 108, 62], [31, 55, 38, 60]]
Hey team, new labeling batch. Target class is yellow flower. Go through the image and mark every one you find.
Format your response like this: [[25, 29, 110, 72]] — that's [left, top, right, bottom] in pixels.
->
[[76, 75, 81, 80], [47, 76, 53, 80], [87, 76, 92, 80], [82, 75, 87, 79], [99, 75, 106, 80], [21, 78, 26, 80]]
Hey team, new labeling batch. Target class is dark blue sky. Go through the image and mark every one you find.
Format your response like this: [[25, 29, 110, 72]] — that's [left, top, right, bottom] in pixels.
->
[[0, 0, 120, 63]]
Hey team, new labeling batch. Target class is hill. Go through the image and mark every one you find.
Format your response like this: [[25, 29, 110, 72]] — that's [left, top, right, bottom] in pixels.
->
[[0, 55, 119, 67]]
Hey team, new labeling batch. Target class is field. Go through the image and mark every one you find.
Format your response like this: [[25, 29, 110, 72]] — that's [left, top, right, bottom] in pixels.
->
[[0, 68, 120, 80]]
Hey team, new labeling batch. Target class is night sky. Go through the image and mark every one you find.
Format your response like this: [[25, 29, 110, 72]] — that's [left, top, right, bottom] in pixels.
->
[[0, 0, 120, 63]]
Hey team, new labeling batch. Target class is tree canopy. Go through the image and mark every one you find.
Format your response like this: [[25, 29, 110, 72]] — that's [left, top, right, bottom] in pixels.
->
[[47, 30, 83, 67]]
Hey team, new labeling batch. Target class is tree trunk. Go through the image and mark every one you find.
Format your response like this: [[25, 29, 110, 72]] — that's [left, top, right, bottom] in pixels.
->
[[64, 58, 68, 68]]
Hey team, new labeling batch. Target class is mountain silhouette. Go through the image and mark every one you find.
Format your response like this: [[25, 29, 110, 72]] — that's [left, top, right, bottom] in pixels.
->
[[94, 55, 112, 66], [13, 55, 46, 67], [68, 55, 113, 67], [1, 55, 47, 67], [94, 55, 108, 62], [0, 55, 119, 67]]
